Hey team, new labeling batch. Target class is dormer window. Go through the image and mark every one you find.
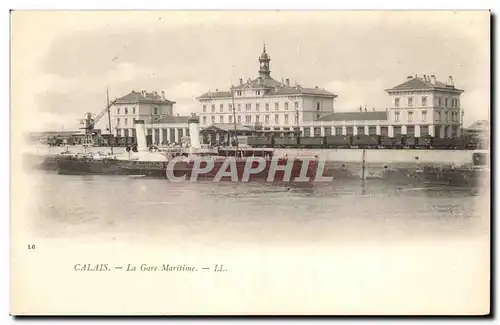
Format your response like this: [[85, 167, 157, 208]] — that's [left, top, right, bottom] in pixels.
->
[[256, 90, 261, 95], [237, 91, 242, 96]]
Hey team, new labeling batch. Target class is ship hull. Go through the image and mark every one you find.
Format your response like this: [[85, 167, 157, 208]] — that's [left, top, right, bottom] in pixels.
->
[[121, 158, 318, 182], [56, 156, 318, 182]]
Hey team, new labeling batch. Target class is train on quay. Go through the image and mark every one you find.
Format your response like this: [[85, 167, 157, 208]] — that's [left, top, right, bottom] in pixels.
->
[[244, 134, 484, 150]]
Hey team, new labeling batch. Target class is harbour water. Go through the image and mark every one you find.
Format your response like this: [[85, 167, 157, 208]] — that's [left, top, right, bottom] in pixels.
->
[[27, 169, 488, 243], [16, 169, 491, 314]]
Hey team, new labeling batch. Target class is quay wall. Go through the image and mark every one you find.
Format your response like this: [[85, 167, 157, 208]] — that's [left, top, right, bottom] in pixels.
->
[[273, 148, 476, 166]]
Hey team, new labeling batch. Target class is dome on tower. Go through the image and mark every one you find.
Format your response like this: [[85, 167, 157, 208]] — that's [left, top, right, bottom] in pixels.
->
[[259, 44, 270, 60]]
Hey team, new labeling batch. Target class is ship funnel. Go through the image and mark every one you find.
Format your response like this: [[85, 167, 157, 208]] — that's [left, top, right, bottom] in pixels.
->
[[188, 115, 201, 149], [134, 120, 147, 151]]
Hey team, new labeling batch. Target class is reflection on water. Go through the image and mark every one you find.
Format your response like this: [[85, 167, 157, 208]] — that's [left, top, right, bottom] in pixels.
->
[[27, 171, 487, 245]]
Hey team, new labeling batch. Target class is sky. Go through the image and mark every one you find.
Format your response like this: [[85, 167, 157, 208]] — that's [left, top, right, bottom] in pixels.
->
[[11, 10, 490, 132]]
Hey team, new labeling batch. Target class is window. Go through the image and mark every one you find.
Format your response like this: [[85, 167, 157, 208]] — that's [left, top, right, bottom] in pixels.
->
[[125, 118, 128, 125], [256, 90, 261, 95], [211, 105, 215, 113], [237, 91, 242, 96], [228, 115, 233, 123], [203, 116, 207, 125], [228, 104, 232, 111], [245, 115, 251, 124], [132, 107, 136, 114], [265, 115, 269, 124], [124, 107, 128, 114], [444, 112, 448, 122], [445, 98, 448, 107], [285, 102, 289, 110], [116, 118, 120, 125], [256, 115, 260, 123], [203, 104, 207, 113], [219, 116, 224, 123], [437, 112, 442, 121], [437, 97, 442, 107], [395, 112, 400, 122], [394, 98, 400, 107], [211, 116, 215, 123], [408, 111, 413, 122], [275, 102, 279, 110], [274, 114, 279, 124], [408, 97, 413, 107], [117, 108, 120, 115], [246, 103, 251, 111], [237, 115, 241, 124], [295, 102, 299, 110], [237, 104, 241, 111], [316, 102, 320, 111], [422, 110, 427, 122], [284, 114, 289, 124], [220, 104, 223, 112], [265, 103, 270, 111], [422, 96, 427, 106], [256, 103, 260, 111]]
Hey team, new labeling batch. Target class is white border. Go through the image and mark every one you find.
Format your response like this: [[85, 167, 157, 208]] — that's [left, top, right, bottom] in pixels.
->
[[3, 1, 497, 324]]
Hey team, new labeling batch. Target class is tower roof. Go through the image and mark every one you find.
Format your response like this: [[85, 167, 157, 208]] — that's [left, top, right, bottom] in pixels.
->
[[386, 75, 464, 93], [259, 44, 270, 60]]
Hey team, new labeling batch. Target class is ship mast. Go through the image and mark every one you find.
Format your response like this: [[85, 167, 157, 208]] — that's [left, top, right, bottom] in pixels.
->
[[231, 85, 239, 158], [106, 87, 114, 155]]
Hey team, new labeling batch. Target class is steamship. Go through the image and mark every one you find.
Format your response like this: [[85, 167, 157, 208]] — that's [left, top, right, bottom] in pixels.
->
[[55, 118, 318, 181]]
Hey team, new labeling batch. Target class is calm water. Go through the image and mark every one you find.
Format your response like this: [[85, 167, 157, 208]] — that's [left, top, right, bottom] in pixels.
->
[[26, 170, 488, 245]]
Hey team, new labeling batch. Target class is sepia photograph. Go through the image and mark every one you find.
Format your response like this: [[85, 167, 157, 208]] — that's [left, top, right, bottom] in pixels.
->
[[10, 10, 491, 315]]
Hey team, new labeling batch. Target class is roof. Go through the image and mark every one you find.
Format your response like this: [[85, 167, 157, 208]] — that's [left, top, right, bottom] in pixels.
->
[[197, 77, 336, 99], [315, 111, 388, 122], [154, 115, 196, 124], [201, 123, 255, 132], [387, 76, 464, 93], [115, 90, 176, 104]]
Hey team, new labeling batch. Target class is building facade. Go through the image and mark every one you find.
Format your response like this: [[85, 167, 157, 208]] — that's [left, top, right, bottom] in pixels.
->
[[295, 74, 464, 138], [385, 74, 464, 138], [196, 45, 337, 132], [110, 90, 176, 138]]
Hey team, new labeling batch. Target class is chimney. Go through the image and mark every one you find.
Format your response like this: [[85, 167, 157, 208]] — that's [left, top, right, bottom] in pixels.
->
[[239, 78, 243, 85], [216, 88, 218, 92], [161, 91, 165, 100], [153, 91, 158, 97], [447, 76, 454, 87], [141, 90, 147, 97], [430, 75, 436, 85], [315, 86, 318, 89], [286, 78, 290, 86], [407, 76, 413, 80]]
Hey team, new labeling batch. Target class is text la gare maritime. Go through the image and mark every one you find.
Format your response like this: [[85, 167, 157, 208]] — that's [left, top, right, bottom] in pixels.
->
[[74, 264, 200, 272]]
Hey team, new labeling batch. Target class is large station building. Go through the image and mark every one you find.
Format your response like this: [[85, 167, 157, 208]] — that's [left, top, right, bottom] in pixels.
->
[[101, 45, 465, 147], [197, 46, 465, 141]]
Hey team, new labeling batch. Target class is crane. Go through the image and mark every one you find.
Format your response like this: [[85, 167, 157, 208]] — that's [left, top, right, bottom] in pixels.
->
[[79, 98, 118, 147]]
